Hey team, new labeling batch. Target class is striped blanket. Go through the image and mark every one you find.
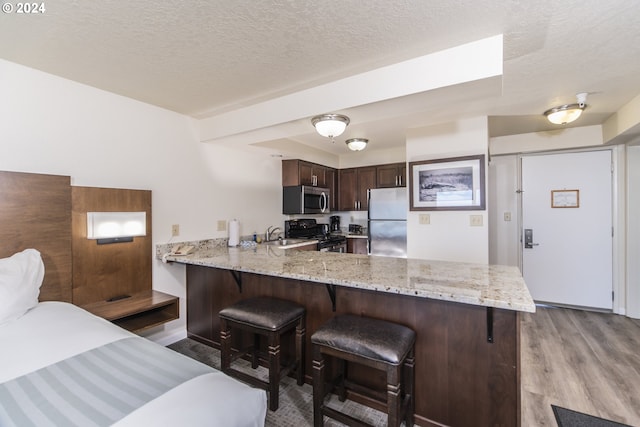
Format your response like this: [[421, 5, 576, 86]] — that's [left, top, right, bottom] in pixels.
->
[[0, 337, 213, 427]]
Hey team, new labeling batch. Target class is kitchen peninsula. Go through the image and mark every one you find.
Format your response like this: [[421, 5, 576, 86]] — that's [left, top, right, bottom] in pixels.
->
[[159, 239, 535, 427]]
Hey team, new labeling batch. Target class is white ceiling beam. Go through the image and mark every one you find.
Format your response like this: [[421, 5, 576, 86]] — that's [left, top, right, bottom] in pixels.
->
[[198, 35, 503, 143], [603, 93, 640, 145]]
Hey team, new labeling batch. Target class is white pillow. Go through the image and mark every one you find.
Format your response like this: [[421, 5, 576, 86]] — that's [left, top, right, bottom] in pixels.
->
[[0, 249, 45, 325]]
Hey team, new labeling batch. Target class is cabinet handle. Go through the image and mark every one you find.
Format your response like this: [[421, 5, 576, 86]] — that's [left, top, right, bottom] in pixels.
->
[[395, 176, 398, 186], [399, 175, 402, 186], [312, 175, 317, 186]]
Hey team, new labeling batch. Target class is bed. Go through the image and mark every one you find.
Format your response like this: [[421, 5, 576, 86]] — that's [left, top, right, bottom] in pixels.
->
[[0, 171, 267, 426]]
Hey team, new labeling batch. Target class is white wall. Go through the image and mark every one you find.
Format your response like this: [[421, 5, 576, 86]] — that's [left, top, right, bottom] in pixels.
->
[[405, 117, 489, 263], [488, 155, 519, 267], [488, 127, 639, 317], [0, 59, 285, 343], [627, 145, 640, 318]]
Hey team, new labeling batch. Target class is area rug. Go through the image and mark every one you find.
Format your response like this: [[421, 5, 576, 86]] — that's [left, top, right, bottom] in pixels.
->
[[168, 338, 393, 427], [552, 405, 632, 427]]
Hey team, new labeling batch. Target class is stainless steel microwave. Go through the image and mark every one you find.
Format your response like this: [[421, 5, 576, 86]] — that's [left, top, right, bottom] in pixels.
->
[[282, 185, 330, 214]]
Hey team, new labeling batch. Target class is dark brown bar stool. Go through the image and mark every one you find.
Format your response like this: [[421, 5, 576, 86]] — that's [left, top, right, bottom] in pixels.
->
[[311, 314, 415, 427], [219, 296, 305, 411]]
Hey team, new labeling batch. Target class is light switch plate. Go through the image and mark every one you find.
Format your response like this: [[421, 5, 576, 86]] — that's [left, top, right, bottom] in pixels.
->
[[217, 220, 227, 231], [470, 215, 483, 226], [419, 214, 430, 225], [504, 212, 512, 221], [171, 224, 180, 236]]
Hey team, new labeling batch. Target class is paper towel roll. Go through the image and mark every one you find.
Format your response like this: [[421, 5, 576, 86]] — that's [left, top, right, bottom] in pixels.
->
[[228, 219, 240, 247]]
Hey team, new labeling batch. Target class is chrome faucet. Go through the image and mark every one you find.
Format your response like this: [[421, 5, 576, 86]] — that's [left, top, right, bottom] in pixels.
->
[[266, 226, 282, 242]]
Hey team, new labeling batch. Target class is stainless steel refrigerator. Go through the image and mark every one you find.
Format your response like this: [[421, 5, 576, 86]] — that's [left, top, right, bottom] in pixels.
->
[[368, 187, 407, 258]]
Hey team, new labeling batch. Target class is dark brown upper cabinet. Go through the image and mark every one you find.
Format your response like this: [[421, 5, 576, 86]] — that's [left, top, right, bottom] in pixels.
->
[[376, 162, 406, 188], [338, 166, 376, 211]]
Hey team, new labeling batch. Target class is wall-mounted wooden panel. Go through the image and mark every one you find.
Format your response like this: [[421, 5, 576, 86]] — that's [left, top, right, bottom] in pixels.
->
[[0, 171, 72, 302], [71, 186, 152, 306]]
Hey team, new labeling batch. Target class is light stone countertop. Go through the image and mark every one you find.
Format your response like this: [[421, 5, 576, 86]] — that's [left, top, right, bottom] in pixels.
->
[[158, 239, 535, 313]]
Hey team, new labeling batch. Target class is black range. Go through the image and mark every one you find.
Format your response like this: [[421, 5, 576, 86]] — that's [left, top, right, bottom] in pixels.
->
[[284, 219, 347, 253]]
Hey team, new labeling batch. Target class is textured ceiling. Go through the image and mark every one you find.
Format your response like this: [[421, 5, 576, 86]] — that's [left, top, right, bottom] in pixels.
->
[[1, 0, 639, 154]]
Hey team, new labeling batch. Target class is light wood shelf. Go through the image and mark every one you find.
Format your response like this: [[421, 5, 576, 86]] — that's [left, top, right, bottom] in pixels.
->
[[81, 290, 179, 333]]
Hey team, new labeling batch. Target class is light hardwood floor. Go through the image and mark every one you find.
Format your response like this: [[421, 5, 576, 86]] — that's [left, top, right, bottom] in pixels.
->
[[521, 306, 640, 426]]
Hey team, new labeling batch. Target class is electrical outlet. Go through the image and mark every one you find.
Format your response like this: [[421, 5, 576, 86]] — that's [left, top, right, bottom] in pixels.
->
[[470, 215, 483, 227], [217, 220, 227, 231], [419, 213, 430, 225], [171, 224, 180, 236], [503, 212, 512, 222]]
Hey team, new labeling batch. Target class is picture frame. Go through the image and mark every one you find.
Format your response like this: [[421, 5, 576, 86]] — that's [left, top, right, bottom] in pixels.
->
[[551, 189, 579, 208], [409, 154, 485, 211]]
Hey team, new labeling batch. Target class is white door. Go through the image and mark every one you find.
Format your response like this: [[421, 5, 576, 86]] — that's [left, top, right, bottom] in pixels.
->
[[521, 150, 613, 310]]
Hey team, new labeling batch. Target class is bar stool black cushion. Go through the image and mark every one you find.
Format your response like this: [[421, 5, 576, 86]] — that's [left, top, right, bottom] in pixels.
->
[[219, 296, 305, 412], [311, 314, 416, 427], [311, 314, 415, 365], [219, 296, 305, 331]]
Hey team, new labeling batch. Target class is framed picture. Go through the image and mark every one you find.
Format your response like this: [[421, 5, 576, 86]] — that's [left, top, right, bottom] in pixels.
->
[[551, 189, 579, 208], [409, 154, 485, 211]]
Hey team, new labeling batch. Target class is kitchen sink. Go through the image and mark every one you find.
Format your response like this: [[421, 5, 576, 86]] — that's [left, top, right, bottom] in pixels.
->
[[264, 238, 308, 246], [263, 239, 311, 249]]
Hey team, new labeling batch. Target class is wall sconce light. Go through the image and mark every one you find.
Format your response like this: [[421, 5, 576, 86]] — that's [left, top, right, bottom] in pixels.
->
[[87, 212, 146, 244], [345, 138, 368, 151], [544, 92, 588, 125], [311, 114, 350, 141]]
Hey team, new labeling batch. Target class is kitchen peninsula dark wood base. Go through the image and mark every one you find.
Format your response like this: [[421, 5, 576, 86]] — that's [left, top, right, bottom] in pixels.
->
[[186, 265, 520, 427]]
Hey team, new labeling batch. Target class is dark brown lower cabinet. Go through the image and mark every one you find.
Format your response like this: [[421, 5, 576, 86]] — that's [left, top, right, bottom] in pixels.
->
[[186, 265, 520, 427], [347, 237, 368, 254]]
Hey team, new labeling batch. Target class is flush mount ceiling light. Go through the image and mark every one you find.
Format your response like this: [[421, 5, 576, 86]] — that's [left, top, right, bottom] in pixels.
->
[[345, 138, 368, 151], [311, 114, 350, 141], [544, 92, 588, 125]]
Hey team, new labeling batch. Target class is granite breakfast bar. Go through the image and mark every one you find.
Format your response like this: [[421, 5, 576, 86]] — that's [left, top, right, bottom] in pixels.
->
[[159, 240, 535, 427]]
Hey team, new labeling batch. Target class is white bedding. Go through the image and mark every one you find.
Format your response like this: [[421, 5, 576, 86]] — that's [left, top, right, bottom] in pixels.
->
[[0, 302, 267, 426]]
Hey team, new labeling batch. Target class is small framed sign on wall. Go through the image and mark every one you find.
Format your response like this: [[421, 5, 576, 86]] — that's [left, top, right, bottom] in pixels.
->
[[551, 189, 579, 208]]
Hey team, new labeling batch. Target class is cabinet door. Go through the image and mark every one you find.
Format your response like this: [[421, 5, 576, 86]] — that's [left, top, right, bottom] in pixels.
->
[[399, 164, 406, 187], [314, 165, 326, 188], [377, 164, 400, 188], [325, 167, 336, 210], [376, 163, 406, 188], [282, 159, 325, 187], [338, 168, 358, 211], [347, 238, 368, 254], [357, 167, 377, 211], [299, 162, 314, 186]]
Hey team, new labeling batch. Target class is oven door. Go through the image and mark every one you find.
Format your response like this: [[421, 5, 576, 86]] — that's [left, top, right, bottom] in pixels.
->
[[319, 242, 346, 253]]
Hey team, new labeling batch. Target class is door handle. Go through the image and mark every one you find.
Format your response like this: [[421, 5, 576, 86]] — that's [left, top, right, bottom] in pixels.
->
[[524, 229, 539, 249]]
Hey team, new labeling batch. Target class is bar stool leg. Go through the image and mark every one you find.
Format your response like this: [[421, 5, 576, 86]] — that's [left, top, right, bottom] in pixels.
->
[[252, 333, 260, 369], [337, 359, 347, 402], [268, 332, 281, 411], [404, 350, 415, 427], [296, 316, 306, 386], [312, 347, 325, 427], [220, 318, 231, 373], [387, 366, 402, 427]]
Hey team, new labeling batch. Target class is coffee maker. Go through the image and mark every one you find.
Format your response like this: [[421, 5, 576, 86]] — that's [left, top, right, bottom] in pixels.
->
[[330, 215, 340, 232]]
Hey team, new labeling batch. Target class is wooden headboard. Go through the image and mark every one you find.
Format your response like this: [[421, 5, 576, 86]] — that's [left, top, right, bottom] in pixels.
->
[[0, 171, 73, 302]]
